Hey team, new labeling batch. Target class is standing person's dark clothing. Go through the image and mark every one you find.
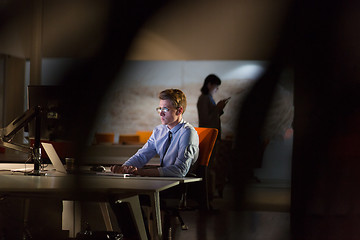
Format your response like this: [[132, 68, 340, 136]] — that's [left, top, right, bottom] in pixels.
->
[[197, 74, 229, 200], [197, 93, 223, 138]]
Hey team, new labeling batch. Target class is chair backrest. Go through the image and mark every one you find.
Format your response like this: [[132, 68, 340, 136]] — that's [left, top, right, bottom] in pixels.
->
[[136, 131, 153, 144], [94, 133, 115, 144], [119, 134, 140, 144], [194, 127, 218, 167]]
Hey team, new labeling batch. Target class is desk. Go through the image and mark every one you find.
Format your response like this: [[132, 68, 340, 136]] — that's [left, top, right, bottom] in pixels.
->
[[77, 175, 181, 240], [96, 175, 202, 240], [0, 171, 179, 240], [0, 163, 202, 240], [119, 176, 202, 183]]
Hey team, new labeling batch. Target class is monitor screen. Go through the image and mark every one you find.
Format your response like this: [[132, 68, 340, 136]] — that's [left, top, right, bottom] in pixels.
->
[[27, 85, 72, 141], [27, 85, 77, 160]]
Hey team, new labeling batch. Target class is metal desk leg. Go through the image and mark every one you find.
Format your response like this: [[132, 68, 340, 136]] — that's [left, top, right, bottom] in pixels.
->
[[99, 202, 113, 231], [119, 195, 148, 240], [62, 200, 81, 238], [149, 192, 162, 240]]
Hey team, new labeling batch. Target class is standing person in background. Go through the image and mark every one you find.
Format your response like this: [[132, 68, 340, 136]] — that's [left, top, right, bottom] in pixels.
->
[[197, 74, 230, 200]]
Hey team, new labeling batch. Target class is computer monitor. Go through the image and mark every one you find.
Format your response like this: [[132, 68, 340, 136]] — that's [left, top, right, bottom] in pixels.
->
[[27, 85, 72, 141], [27, 85, 75, 160]]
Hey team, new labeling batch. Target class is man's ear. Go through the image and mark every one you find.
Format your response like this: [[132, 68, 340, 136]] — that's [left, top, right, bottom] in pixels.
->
[[177, 107, 184, 115]]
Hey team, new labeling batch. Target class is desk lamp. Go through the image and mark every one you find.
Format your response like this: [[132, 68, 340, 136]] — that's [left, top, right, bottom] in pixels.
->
[[0, 106, 43, 175]]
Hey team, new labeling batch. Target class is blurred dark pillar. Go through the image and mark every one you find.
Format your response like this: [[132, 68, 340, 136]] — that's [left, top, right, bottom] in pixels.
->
[[292, 0, 360, 239]]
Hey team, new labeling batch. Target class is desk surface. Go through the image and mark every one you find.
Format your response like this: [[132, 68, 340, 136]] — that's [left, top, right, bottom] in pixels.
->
[[103, 176, 202, 183], [0, 174, 179, 195], [0, 163, 201, 196], [0, 163, 199, 240]]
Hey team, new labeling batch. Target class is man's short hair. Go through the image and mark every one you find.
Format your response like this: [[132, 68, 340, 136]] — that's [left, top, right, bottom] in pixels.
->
[[159, 89, 187, 113]]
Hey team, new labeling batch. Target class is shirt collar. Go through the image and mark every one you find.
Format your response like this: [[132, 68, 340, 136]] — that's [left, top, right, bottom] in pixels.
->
[[167, 119, 184, 135]]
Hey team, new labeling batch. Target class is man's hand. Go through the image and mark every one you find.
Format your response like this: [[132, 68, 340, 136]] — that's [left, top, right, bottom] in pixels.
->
[[110, 165, 137, 174]]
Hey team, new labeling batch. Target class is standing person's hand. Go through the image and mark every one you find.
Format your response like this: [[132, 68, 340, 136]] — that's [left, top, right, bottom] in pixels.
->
[[217, 97, 230, 111]]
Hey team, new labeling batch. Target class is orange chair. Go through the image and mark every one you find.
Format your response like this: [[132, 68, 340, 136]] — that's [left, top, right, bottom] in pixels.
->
[[163, 127, 218, 233], [118, 134, 140, 144], [186, 127, 218, 209], [193, 127, 218, 170], [136, 131, 152, 144], [94, 133, 115, 144]]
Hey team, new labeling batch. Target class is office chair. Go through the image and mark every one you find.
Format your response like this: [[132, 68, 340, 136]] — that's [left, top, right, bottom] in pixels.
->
[[163, 127, 218, 233], [94, 132, 115, 144], [118, 134, 140, 144], [186, 127, 219, 210], [136, 131, 153, 144]]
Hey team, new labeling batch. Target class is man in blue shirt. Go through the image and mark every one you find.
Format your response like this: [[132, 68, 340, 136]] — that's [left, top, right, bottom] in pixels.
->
[[111, 89, 199, 177], [110, 89, 199, 239]]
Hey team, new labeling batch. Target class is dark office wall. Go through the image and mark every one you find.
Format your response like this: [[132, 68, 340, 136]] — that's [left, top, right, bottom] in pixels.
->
[[0, 55, 26, 146], [1, 56, 26, 126]]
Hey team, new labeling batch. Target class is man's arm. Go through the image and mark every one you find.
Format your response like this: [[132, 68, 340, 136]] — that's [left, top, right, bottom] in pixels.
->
[[135, 168, 160, 177], [111, 165, 160, 176], [111, 130, 158, 174]]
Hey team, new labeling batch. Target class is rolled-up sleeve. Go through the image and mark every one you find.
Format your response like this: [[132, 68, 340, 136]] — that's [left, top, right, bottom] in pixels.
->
[[123, 131, 157, 168]]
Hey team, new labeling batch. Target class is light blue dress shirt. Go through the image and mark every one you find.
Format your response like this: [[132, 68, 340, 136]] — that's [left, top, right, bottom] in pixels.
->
[[123, 119, 199, 177]]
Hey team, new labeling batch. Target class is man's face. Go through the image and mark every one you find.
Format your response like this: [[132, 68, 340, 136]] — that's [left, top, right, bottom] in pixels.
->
[[157, 99, 182, 129]]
